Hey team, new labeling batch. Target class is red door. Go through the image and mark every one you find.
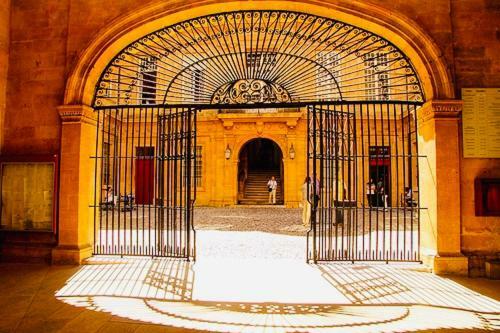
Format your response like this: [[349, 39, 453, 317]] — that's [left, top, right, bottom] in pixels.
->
[[135, 147, 155, 205]]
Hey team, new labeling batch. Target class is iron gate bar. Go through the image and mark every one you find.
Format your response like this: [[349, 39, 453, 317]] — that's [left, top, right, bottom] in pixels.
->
[[93, 100, 423, 111], [307, 102, 422, 263], [92, 106, 196, 259], [91, 102, 423, 262], [89, 8, 427, 261]]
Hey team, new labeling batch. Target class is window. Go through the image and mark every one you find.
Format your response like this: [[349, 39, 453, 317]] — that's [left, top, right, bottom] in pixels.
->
[[104, 80, 117, 99], [364, 52, 390, 100], [195, 146, 202, 187], [139, 57, 157, 104], [246, 52, 276, 77], [316, 51, 341, 100], [102, 142, 111, 185], [192, 68, 204, 102], [136, 146, 155, 158]]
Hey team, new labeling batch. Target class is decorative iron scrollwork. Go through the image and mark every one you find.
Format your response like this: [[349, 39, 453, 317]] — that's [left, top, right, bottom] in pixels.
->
[[93, 10, 425, 107], [212, 79, 291, 104]]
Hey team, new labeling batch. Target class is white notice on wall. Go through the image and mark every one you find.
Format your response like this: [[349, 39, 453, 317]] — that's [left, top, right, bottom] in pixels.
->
[[462, 88, 500, 158]]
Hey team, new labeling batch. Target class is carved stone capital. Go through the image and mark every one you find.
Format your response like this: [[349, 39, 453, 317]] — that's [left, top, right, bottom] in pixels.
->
[[58, 105, 96, 125], [256, 121, 264, 134], [418, 100, 462, 123], [221, 120, 234, 130], [286, 119, 297, 129]]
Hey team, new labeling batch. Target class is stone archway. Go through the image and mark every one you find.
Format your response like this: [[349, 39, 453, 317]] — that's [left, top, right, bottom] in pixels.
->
[[54, 1, 467, 274], [238, 138, 284, 205], [63, 0, 455, 106]]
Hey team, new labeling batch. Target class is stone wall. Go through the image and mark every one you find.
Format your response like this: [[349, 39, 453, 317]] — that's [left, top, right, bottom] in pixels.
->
[[4, 0, 499, 154], [450, 0, 500, 261], [3, 0, 69, 155], [0, 0, 10, 153], [1, 0, 499, 262]]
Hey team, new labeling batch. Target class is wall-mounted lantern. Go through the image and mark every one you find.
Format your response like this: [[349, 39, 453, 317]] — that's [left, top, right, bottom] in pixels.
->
[[289, 144, 295, 160], [225, 145, 232, 160]]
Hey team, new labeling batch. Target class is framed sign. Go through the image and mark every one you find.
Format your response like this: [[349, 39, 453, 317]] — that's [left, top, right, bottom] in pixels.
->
[[462, 88, 500, 158], [0, 155, 58, 233]]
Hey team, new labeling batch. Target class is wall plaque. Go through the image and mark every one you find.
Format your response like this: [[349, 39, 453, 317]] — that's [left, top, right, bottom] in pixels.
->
[[0, 155, 58, 232], [462, 88, 500, 158]]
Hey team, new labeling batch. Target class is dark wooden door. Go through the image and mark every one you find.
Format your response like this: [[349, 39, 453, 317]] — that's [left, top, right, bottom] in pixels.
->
[[135, 147, 155, 205]]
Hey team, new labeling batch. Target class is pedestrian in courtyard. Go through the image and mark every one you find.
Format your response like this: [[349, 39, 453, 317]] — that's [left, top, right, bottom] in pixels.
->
[[376, 178, 384, 207], [102, 185, 115, 210], [312, 177, 320, 209], [404, 187, 416, 208], [366, 179, 375, 208], [379, 186, 388, 211], [301, 177, 312, 227], [267, 176, 278, 204]]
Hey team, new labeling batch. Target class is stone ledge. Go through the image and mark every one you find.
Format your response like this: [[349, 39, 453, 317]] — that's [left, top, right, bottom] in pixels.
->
[[417, 100, 462, 123], [52, 244, 92, 265], [57, 104, 96, 125], [423, 254, 469, 276], [485, 260, 500, 280]]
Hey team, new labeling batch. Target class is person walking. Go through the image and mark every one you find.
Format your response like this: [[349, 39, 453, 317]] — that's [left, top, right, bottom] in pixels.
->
[[301, 177, 312, 226], [267, 176, 278, 204]]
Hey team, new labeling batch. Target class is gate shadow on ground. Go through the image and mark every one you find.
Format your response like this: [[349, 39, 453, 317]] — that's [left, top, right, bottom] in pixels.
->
[[316, 263, 500, 313], [56, 257, 194, 301], [52, 256, 500, 333]]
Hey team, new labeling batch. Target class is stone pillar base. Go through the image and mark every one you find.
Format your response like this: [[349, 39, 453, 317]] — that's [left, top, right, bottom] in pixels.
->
[[423, 254, 469, 275], [52, 244, 92, 265]]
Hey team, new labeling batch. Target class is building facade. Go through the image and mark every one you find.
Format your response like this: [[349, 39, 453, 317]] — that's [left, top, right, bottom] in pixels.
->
[[0, 0, 499, 276]]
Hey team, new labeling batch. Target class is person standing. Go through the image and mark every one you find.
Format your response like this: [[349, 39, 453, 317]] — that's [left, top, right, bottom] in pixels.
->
[[366, 179, 375, 208], [380, 186, 388, 211], [376, 178, 384, 207], [267, 176, 278, 204], [301, 177, 312, 226]]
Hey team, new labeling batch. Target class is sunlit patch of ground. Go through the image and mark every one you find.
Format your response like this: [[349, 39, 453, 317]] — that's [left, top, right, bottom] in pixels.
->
[[1, 207, 498, 332], [51, 228, 500, 332]]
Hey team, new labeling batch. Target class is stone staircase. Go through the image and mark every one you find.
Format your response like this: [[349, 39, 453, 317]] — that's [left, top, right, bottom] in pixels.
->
[[239, 170, 283, 205]]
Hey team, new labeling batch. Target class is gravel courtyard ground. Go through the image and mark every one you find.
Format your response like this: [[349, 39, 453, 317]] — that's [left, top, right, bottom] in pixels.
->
[[194, 206, 306, 235]]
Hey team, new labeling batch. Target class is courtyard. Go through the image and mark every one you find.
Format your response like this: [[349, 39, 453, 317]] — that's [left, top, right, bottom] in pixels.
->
[[96, 206, 420, 261], [0, 1, 499, 332], [1, 207, 499, 333], [1, 236, 499, 332]]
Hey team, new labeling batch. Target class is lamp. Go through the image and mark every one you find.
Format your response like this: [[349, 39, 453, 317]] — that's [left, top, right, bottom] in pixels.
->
[[225, 145, 232, 160], [289, 144, 295, 159]]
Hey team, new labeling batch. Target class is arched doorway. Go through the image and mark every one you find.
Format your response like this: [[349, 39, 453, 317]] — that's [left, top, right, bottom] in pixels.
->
[[238, 138, 284, 205]]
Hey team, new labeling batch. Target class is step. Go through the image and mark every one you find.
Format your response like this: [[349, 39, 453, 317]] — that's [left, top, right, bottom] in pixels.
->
[[245, 189, 282, 192], [244, 194, 282, 196], [239, 200, 284, 205]]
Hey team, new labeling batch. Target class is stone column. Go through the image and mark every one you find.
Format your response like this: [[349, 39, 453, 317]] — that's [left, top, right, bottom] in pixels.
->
[[418, 100, 468, 275], [286, 127, 298, 207], [52, 105, 97, 264], [224, 133, 236, 205]]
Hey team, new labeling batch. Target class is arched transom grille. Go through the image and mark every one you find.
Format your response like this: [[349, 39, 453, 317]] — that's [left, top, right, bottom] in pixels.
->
[[94, 10, 424, 107]]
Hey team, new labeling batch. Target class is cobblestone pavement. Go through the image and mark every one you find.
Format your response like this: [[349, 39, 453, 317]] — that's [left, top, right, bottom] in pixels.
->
[[194, 206, 306, 235], [98, 206, 418, 235]]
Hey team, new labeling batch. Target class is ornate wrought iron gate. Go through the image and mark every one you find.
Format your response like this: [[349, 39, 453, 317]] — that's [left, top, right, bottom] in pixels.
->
[[93, 106, 196, 259], [90, 9, 427, 261], [307, 102, 421, 262]]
